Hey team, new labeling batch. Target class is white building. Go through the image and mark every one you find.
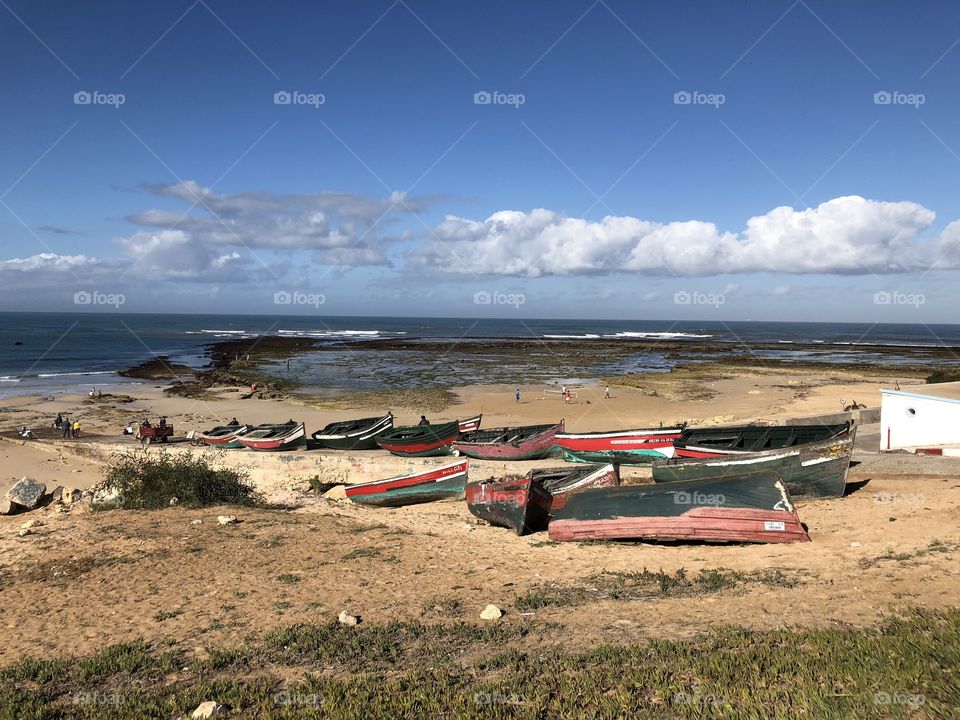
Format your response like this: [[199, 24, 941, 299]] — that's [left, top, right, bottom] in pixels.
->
[[880, 382, 960, 451]]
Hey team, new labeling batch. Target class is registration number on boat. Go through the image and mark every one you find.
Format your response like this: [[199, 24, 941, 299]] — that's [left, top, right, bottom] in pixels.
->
[[764, 521, 786, 531]]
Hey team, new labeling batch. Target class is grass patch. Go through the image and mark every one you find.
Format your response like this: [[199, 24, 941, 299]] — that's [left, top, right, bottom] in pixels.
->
[[94, 449, 261, 510], [277, 574, 301, 585], [927, 368, 960, 384], [0, 610, 956, 718], [341, 548, 380, 561]]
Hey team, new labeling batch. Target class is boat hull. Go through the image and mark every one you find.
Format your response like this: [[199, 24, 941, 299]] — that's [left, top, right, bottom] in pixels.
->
[[555, 427, 683, 452], [375, 421, 459, 457], [458, 415, 483, 433], [653, 437, 853, 499], [548, 472, 810, 544], [454, 422, 563, 460], [198, 425, 251, 449], [563, 448, 670, 465], [312, 413, 393, 451], [674, 422, 851, 458], [545, 464, 620, 511], [346, 460, 468, 507], [466, 476, 552, 535]]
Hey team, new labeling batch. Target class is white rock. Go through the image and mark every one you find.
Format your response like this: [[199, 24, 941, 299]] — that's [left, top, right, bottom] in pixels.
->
[[338, 610, 359, 626], [20, 519, 43, 530], [850, 542, 862, 548], [217, 515, 239, 525], [480, 604, 503, 621], [191, 519, 203, 525], [191, 701, 225, 718]]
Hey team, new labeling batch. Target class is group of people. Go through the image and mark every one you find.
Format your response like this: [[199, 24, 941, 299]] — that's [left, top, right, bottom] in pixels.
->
[[54, 412, 81, 439]]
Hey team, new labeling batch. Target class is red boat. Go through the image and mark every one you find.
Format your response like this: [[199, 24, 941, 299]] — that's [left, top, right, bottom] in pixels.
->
[[374, 421, 460, 457], [548, 471, 810, 544], [235, 421, 306, 451], [554, 426, 684, 452], [453, 422, 563, 460], [458, 415, 482, 433], [346, 459, 469, 506], [544, 463, 620, 511]]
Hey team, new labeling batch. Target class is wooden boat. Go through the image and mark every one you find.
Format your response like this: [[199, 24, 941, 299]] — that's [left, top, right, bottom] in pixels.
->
[[458, 414, 482, 433], [466, 463, 619, 534], [563, 448, 671, 465], [652, 435, 855, 499], [235, 421, 306, 451], [674, 422, 852, 459], [374, 421, 459, 457], [453, 422, 564, 460], [196, 423, 251, 449], [346, 459, 468, 507], [548, 471, 810, 544], [311, 412, 393, 450], [555, 425, 684, 452]]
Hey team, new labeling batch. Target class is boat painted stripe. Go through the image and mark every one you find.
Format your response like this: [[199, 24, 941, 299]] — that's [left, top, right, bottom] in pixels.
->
[[347, 461, 468, 491], [800, 456, 839, 466], [556, 428, 683, 439], [683, 450, 799, 467], [347, 466, 468, 496]]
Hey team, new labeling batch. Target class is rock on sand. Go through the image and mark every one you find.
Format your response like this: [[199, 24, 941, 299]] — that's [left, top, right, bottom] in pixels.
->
[[5, 477, 46, 511], [480, 604, 503, 621]]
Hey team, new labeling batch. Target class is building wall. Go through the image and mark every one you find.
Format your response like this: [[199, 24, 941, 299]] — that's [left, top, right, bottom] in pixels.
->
[[880, 392, 960, 450]]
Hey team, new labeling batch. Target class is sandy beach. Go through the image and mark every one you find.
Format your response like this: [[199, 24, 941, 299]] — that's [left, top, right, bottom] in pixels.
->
[[2, 356, 958, 671]]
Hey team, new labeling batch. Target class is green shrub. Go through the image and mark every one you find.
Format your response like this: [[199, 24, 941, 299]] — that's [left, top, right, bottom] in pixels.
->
[[926, 369, 960, 384], [94, 449, 260, 510]]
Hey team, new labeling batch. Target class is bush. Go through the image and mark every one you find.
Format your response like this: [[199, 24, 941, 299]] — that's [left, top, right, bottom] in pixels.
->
[[926, 369, 960, 384], [95, 449, 261, 510]]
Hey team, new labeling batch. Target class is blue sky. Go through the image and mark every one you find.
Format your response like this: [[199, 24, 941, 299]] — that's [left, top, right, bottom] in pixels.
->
[[2, 0, 960, 321]]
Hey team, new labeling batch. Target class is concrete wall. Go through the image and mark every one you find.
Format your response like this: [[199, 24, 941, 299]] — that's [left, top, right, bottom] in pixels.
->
[[880, 390, 960, 450]]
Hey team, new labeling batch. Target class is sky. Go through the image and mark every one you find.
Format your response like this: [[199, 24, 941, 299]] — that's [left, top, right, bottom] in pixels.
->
[[2, 0, 960, 322]]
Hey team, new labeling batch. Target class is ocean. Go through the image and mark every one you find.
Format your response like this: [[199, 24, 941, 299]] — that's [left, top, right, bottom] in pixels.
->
[[1, 312, 958, 396]]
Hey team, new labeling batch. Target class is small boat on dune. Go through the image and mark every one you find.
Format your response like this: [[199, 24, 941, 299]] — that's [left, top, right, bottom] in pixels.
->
[[196, 423, 251, 449], [555, 425, 684, 452], [673, 422, 852, 459], [235, 421, 306, 451], [562, 448, 672, 465], [466, 463, 619, 534], [548, 471, 810, 544], [652, 435, 855, 500], [458, 414, 483, 433], [454, 422, 564, 460], [311, 412, 393, 450], [374, 421, 460, 457], [346, 459, 469, 507]]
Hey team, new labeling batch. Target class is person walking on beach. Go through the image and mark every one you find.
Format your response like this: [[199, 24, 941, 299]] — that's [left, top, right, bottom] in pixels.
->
[[561, 384, 566, 401], [565, 388, 571, 404], [62, 415, 71, 439], [604, 385, 610, 399], [72, 419, 81, 438], [54, 413, 62, 430], [515, 388, 520, 404]]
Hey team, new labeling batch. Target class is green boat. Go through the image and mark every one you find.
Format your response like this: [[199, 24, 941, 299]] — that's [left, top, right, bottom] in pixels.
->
[[651, 436, 854, 499], [563, 448, 669, 465]]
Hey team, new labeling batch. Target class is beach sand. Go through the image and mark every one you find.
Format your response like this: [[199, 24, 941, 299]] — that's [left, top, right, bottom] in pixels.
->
[[1, 362, 958, 664]]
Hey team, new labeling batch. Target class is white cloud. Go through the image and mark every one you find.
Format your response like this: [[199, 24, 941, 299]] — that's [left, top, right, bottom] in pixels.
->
[[411, 196, 942, 277]]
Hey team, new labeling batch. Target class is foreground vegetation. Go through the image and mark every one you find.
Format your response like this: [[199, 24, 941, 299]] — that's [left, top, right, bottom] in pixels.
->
[[95, 450, 260, 510], [1, 609, 956, 718]]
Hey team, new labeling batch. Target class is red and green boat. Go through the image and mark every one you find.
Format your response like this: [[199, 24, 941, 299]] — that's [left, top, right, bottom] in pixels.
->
[[453, 422, 564, 460], [555, 425, 684, 452], [458, 414, 483, 433], [195, 423, 251, 449], [346, 459, 469, 507], [236, 421, 306, 451], [466, 463, 619, 535], [548, 471, 810, 544], [673, 422, 851, 458], [374, 421, 460, 457]]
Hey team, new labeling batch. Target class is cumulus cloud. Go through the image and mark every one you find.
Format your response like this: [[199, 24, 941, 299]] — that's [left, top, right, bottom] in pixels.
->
[[410, 196, 943, 277]]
